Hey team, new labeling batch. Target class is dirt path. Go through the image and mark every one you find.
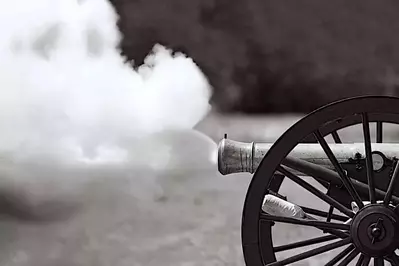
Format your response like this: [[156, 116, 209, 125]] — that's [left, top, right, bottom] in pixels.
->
[[0, 113, 395, 266]]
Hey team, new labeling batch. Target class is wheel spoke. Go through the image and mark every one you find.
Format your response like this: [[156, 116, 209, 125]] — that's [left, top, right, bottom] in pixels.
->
[[282, 156, 399, 204], [356, 254, 364, 266], [277, 166, 354, 217], [260, 213, 350, 230], [265, 238, 352, 266], [325, 245, 355, 266], [377, 121, 383, 143], [327, 205, 335, 222], [362, 113, 377, 203], [356, 254, 370, 266], [374, 257, 385, 266], [314, 130, 364, 209], [273, 235, 338, 253], [337, 249, 360, 266], [386, 253, 399, 265], [331, 131, 342, 144], [384, 159, 399, 206], [269, 174, 285, 193], [328, 131, 342, 223], [300, 206, 348, 222]]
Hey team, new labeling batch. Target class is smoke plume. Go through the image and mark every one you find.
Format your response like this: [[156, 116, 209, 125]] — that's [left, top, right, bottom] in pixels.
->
[[0, 0, 215, 220]]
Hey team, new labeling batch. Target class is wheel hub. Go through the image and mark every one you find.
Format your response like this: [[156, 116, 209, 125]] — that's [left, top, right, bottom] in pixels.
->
[[351, 204, 399, 257]]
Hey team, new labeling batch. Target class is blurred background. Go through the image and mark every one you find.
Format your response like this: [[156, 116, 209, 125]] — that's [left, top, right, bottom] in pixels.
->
[[111, 0, 399, 114], [1, 1, 399, 266]]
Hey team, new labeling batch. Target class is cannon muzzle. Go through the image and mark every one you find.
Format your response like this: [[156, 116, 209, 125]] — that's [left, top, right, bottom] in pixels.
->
[[218, 138, 399, 176], [218, 138, 261, 175]]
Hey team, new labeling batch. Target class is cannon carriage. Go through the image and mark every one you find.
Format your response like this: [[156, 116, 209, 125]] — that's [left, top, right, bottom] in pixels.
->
[[217, 96, 399, 265]]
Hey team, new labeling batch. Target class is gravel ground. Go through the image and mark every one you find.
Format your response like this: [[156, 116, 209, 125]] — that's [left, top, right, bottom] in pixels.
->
[[0, 112, 397, 266]]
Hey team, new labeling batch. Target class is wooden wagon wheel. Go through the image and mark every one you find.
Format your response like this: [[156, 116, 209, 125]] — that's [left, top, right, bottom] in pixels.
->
[[242, 96, 399, 266]]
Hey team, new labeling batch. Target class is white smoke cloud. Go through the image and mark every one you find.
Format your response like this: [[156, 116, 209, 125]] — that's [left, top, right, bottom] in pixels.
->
[[0, 0, 216, 218]]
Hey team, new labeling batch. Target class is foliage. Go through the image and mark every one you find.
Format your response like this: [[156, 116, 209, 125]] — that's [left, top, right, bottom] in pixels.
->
[[111, 0, 399, 113]]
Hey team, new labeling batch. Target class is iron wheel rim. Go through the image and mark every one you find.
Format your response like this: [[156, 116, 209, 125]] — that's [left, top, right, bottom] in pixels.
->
[[242, 96, 399, 266]]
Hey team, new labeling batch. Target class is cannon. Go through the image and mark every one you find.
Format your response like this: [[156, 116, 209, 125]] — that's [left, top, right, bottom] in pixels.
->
[[217, 96, 399, 265]]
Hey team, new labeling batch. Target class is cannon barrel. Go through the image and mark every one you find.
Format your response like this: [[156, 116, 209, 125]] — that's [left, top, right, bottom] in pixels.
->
[[218, 138, 399, 176]]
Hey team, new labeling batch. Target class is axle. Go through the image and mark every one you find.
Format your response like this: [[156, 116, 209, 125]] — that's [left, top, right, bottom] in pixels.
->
[[218, 138, 398, 176]]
